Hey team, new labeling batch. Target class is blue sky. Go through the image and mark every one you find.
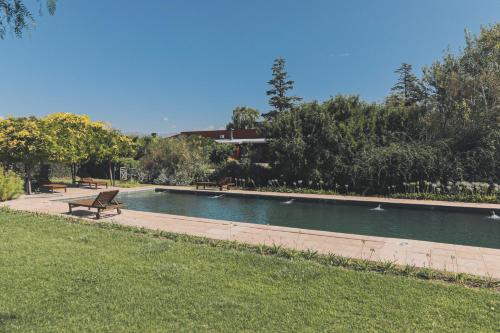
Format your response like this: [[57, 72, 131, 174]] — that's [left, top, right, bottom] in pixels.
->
[[1, 0, 499, 134]]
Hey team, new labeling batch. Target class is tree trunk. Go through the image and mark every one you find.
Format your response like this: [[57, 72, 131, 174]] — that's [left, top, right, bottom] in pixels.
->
[[25, 164, 32, 195], [108, 162, 115, 186], [71, 163, 77, 184]]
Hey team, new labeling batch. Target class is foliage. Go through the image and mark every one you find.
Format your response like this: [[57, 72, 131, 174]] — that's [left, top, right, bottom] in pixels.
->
[[387, 63, 426, 106], [0, 116, 53, 166], [208, 142, 234, 164], [130, 134, 156, 160], [0, 116, 54, 193], [260, 25, 500, 193], [43, 113, 108, 182], [263, 57, 302, 119], [0, 113, 136, 192], [89, 126, 136, 185], [212, 159, 273, 186], [43, 113, 102, 165], [140, 136, 214, 185], [0, 0, 56, 39], [422, 25, 500, 179], [389, 192, 500, 204], [226, 106, 261, 130], [0, 167, 23, 200]]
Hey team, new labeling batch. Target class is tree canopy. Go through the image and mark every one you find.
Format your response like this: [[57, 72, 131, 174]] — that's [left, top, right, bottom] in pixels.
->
[[263, 58, 302, 120], [261, 24, 500, 193], [226, 106, 260, 130], [0, 0, 56, 39], [387, 63, 426, 106], [0, 113, 135, 192]]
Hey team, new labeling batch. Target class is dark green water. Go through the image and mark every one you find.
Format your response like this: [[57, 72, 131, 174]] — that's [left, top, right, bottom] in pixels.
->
[[117, 190, 500, 249]]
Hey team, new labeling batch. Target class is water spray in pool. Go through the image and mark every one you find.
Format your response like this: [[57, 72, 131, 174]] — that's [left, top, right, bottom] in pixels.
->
[[283, 198, 295, 204], [370, 204, 384, 211], [209, 194, 225, 199], [488, 211, 500, 220]]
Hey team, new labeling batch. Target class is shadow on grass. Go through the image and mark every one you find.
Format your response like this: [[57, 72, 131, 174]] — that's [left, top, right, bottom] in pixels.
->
[[0, 313, 18, 327], [65, 210, 120, 220]]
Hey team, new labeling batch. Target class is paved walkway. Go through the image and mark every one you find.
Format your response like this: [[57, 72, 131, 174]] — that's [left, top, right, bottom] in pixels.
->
[[2, 185, 500, 279]]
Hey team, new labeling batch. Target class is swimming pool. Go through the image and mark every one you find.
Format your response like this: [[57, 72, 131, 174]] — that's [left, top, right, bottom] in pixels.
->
[[117, 190, 500, 249]]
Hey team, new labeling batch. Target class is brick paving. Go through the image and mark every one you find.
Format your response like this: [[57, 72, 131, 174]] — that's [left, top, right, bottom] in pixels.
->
[[3, 185, 499, 278]]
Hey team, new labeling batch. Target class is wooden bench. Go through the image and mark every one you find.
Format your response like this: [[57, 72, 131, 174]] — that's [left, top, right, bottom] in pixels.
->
[[38, 179, 67, 193], [195, 177, 234, 191], [68, 190, 123, 219], [77, 177, 108, 189]]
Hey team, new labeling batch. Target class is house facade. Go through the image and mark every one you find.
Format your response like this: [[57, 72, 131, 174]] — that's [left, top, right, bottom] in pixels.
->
[[178, 129, 268, 161]]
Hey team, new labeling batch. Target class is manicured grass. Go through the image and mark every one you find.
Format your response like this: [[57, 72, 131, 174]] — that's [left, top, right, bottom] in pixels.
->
[[0, 210, 498, 332]]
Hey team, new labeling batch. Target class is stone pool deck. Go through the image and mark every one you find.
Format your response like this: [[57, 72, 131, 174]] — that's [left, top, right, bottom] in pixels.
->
[[2, 185, 500, 279]]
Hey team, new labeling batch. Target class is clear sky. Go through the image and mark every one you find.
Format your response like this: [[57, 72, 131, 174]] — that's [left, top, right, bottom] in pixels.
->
[[1, 0, 499, 134]]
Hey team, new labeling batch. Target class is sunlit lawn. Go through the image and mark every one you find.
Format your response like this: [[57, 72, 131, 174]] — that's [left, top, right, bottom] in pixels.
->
[[0, 210, 498, 332]]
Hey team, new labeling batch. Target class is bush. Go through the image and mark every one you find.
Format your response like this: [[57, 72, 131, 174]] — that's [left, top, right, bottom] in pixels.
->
[[140, 136, 214, 185], [0, 168, 23, 201], [213, 159, 274, 186], [351, 143, 442, 193]]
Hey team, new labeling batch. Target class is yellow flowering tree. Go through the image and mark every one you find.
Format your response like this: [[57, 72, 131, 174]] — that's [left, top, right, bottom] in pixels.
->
[[0, 116, 55, 194], [43, 113, 105, 183], [0, 113, 136, 193]]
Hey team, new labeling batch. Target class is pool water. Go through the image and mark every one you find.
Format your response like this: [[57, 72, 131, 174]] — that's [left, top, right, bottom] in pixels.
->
[[117, 190, 500, 249]]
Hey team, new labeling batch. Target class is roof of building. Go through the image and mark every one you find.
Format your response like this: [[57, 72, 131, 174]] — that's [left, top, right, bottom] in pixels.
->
[[178, 128, 264, 141], [214, 138, 267, 144]]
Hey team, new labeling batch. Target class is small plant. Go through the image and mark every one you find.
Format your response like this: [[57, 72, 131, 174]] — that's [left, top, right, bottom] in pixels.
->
[[301, 249, 318, 260], [267, 243, 284, 255], [0, 168, 23, 201], [378, 260, 397, 274], [402, 264, 417, 277], [417, 268, 435, 280]]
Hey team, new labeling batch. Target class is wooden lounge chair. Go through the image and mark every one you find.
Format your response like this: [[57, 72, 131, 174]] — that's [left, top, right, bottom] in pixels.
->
[[38, 178, 67, 193], [195, 177, 234, 191], [77, 177, 108, 189], [68, 190, 122, 219]]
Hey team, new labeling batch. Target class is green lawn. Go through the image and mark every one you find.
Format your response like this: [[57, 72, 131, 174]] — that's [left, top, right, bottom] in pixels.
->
[[0, 210, 498, 332]]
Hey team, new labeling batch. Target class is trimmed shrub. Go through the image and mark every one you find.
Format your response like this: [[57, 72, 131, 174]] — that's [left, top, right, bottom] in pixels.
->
[[0, 168, 23, 201]]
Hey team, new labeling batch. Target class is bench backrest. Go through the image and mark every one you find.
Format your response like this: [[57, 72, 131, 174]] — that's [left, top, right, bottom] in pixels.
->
[[80, 177, 94, 182], [218, 177, 232, 186], [37, 178, 51, 185], [92, 190, 119, 206]]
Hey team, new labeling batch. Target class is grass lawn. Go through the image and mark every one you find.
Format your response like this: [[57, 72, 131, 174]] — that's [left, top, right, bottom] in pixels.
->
[[0, 210, 498, 332]]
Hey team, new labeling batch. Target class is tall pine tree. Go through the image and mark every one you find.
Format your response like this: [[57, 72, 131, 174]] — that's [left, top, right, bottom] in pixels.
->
[[263, 58, 302, 119], [387, 63, 425, 106]]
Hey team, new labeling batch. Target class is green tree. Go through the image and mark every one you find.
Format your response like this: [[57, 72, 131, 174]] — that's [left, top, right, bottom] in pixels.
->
[[263, 58, 302, 119], [226, 106, 260, 130], [140, 136, 213, 185], [387, 63, 425, 106], [0, 116, 55, 194], [44, 112, 104, 184], [90, 127, 136, 186], [0, 0, 56, 39], [422, 24, 500, 180]]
